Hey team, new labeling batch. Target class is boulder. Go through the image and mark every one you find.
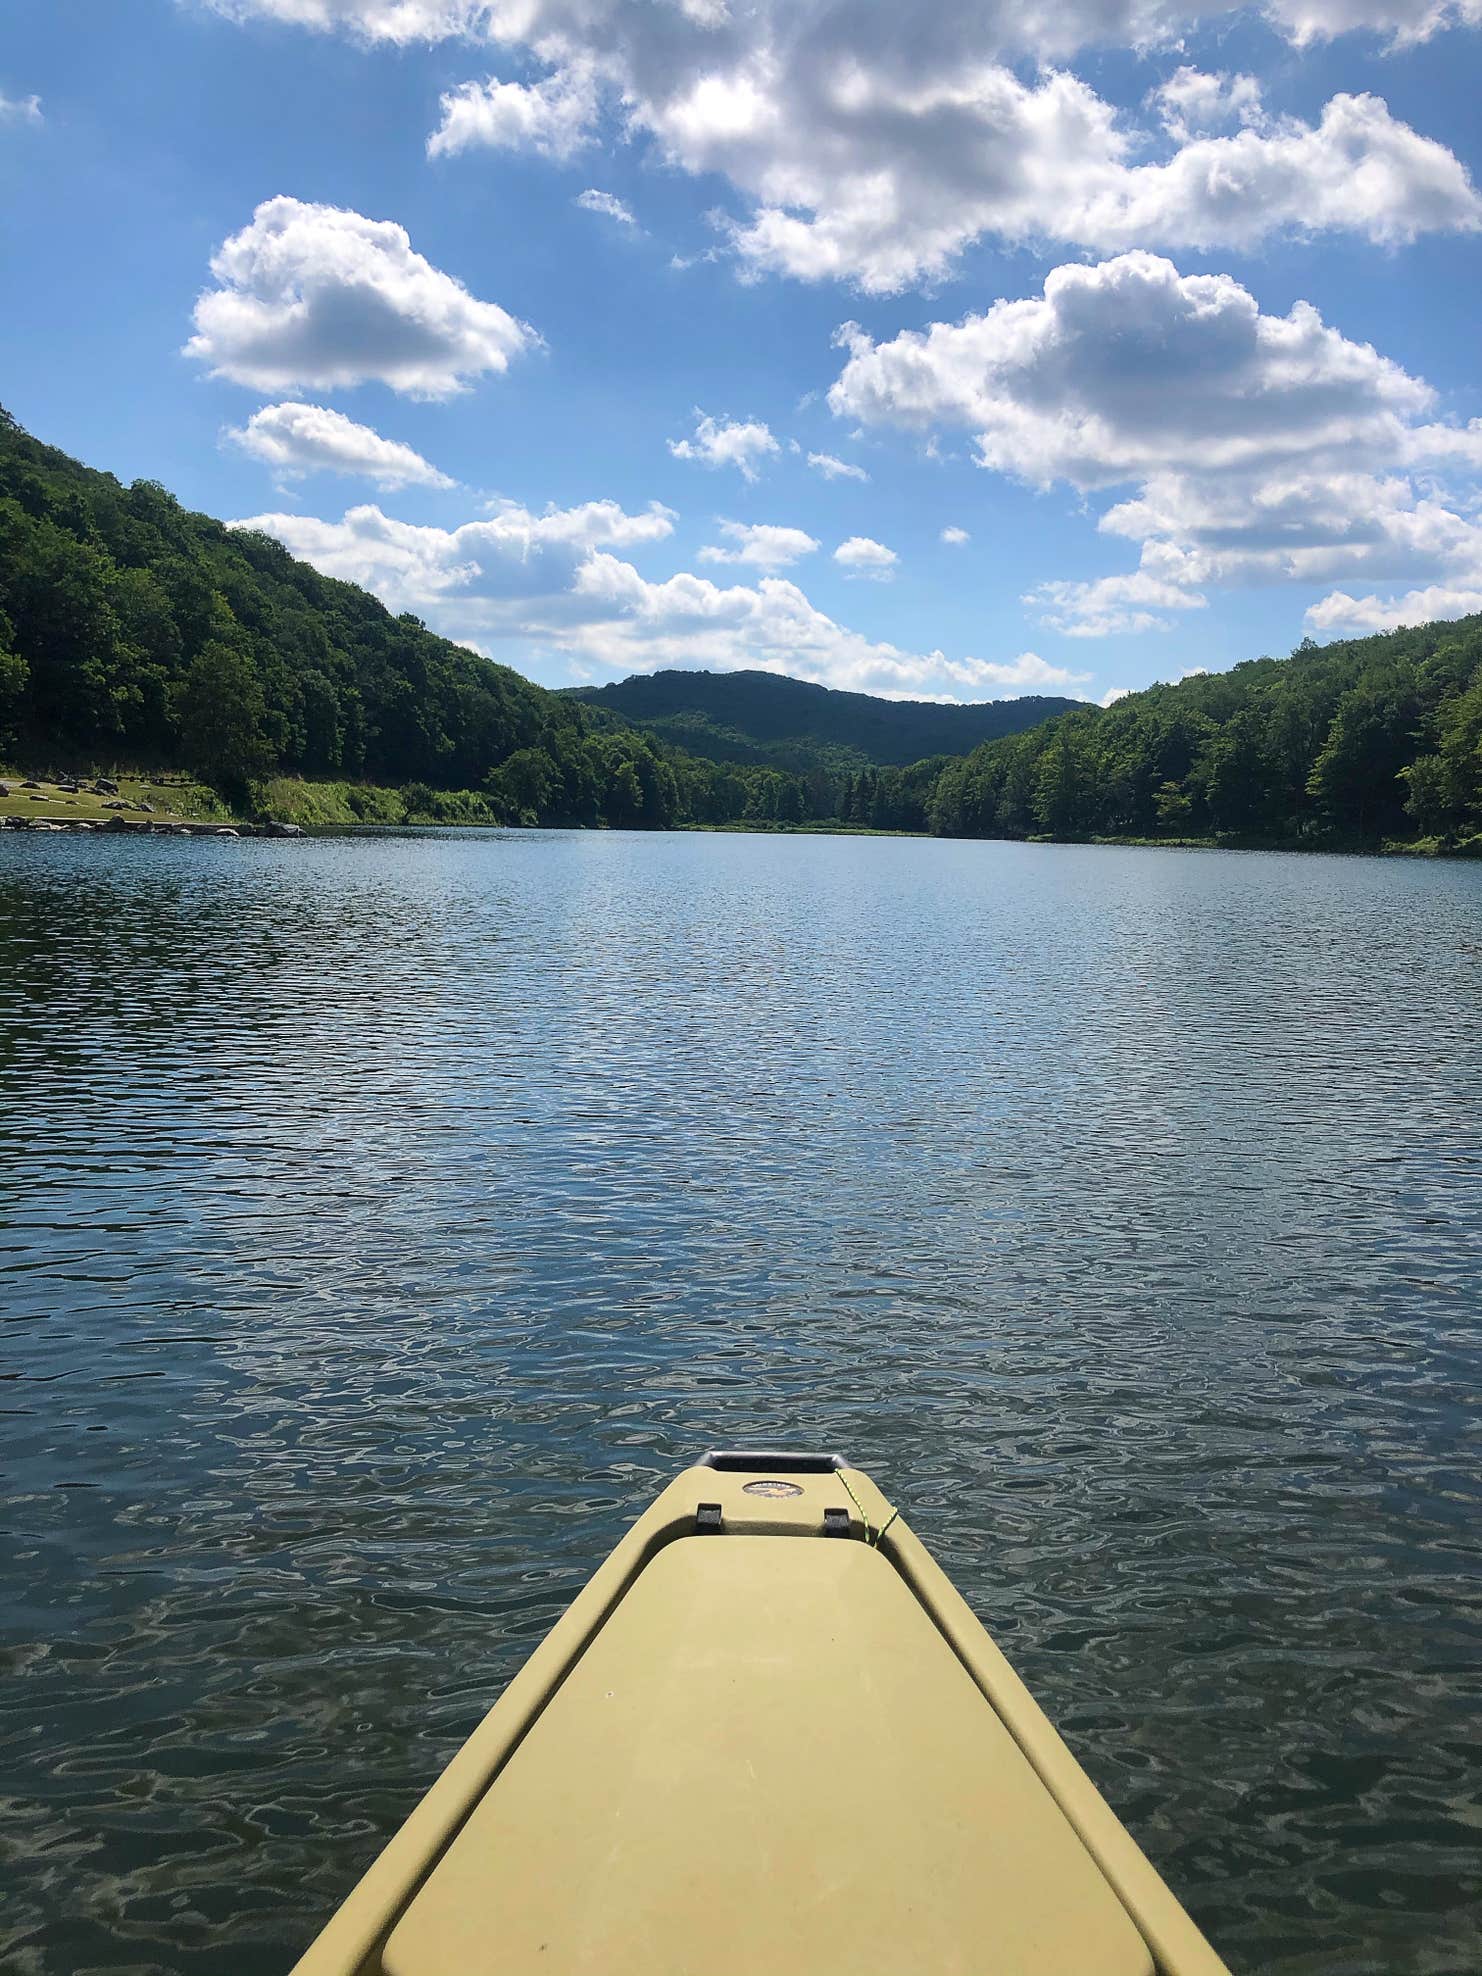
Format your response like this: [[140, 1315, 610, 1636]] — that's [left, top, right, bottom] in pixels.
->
[[95, 777, 119, 794], [0, 781, 10, 796], [20, 779, 40, 789], [263, 819, 305, 838]]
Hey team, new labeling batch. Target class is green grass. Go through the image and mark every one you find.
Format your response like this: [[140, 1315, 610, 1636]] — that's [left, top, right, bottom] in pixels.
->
[[251, 777, 410, 827], [0, 769, 230, 824]]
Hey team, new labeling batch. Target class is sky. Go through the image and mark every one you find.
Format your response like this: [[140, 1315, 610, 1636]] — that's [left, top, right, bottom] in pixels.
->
[[2, 0, 1481, 706]]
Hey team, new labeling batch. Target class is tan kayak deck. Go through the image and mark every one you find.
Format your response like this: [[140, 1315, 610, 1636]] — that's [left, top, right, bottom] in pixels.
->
[[292, 1456, 1229, 1976]]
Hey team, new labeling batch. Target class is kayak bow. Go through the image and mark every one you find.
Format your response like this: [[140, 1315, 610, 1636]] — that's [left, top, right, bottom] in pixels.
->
[[291, 1451, 1229, 1976]]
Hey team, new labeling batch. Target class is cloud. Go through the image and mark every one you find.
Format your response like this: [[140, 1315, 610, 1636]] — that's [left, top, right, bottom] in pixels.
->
[[722, 81, 1480, 289], [1049, 470, 1482, 631], [1151, 66, 1264, 140], [834, 535, 898, 578], [185, 195, 535, 398], [1026, 567, 1209, 636], [237, 490, 1086, 700], [1099, 469, 1482, 583], [1267, 0, 1482, 45], [199, 0, 1482, 55], [224, 401, 455, 488], [835, 252, 1482, 633], [941, 525, 970, 545], [1100, 686, 1133, 705], [576, 187, 637, 225], [429, 65, 597, 161], [698, 520, 820, 568], [831, 253, 1435, 488], [669, 411, 779, 481], [206, 4, 1482, 293], [232, 495, 675, 608], [1305, 582, 1482, 631], [570, 555, 1088, 696], [0, 88, 42, 124], [807, 451, 870, 483], [200, 0, 499, 40]]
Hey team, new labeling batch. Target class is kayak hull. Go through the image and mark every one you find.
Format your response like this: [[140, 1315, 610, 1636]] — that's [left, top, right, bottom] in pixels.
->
[[290, 1454, 1229, 1976]]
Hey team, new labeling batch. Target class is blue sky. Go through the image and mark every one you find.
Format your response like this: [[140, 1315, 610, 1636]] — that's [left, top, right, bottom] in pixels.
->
[[2, 0, 1481, 705]]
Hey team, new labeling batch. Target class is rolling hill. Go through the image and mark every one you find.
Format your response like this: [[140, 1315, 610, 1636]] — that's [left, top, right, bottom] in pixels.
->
[[565, 669, 1078, 771]]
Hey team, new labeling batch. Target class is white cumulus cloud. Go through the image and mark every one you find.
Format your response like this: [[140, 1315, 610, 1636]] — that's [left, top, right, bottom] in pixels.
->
[[185, 196, 535, 398], [198, 0, 1482, 54], [834, 251, 1482, 634], [1268, 0, 1482, 45], [225, 401, 455, 488], [232, 495, 675, 609], [830, 253, 1434, 488], [570, 555, 1086, 696], [429, 65, 597, 160], [698, 520, 820, 568], [1305, 582, 1482, 632], [941, 525, 970, 545], [834, 535, 898, 578], [1151, 67, 1264, 139], [205, 2, 1482, 292], [669, 411, 779, 481], [236, 488, 1086, 701], [0, 88, 42, 123], [722, 80, 1479, 289]]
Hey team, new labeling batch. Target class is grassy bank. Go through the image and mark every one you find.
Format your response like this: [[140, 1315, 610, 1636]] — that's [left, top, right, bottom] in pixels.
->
[[0, 770, 485, 831], [0, 770, 231, 825]]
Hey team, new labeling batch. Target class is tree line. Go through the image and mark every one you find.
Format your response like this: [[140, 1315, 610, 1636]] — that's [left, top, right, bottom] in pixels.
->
[[3, 405, 1479, 847], [928, 621, 1482, 850], [0, 408, 824, 829]]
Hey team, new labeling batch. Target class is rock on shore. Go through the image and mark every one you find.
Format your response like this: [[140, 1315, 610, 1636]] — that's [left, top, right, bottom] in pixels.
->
[[2, 815, 304, 839]]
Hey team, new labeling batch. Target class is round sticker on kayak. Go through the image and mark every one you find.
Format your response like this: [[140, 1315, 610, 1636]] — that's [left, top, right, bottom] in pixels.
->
[[743, 1479, 804, 1498]]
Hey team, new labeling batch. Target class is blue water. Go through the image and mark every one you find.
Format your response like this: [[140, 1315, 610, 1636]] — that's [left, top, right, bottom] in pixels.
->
[[1, 828, 1480, 1974]]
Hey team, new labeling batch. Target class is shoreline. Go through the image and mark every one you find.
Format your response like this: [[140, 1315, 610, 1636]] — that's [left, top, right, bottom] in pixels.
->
[[4, 773, 1478, 862]]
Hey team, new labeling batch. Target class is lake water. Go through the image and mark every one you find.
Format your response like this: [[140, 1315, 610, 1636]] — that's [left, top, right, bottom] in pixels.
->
[[1, 828, 1480, 1975]]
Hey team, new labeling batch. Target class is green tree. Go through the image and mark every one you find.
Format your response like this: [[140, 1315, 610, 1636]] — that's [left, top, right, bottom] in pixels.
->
[[1306, 668, 1420, 836], [486, 746, 558, 822], [174, 641, 270, 792], [1033, 724, 1093, 836]]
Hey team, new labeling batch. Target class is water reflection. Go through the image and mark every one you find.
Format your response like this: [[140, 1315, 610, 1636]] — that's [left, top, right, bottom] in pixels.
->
[[1, 830, 1480, 1973]]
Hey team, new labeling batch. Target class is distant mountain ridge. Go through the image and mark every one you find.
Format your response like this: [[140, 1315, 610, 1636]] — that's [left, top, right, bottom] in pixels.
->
[[564, 668, 1079, 771]]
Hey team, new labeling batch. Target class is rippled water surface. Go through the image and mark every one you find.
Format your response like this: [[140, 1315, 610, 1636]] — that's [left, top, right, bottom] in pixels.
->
[[2, 828, 1480, 1975]]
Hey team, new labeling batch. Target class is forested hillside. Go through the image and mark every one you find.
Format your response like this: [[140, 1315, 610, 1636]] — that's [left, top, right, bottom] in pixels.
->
[[3, 407, 1479, 849], [566, 668, 1076, 770], [0, 408, 821, 828], [929, 620, 1482, 850]]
